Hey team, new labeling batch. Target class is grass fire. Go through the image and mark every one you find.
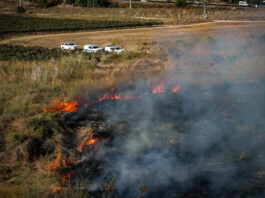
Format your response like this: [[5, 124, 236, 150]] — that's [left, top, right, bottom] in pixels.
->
[[44, 83, 180, 114], [0, 2, 265, 198]]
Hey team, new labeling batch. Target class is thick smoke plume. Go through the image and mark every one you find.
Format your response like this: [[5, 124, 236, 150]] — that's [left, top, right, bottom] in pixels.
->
[[73, 31, 265, 197]]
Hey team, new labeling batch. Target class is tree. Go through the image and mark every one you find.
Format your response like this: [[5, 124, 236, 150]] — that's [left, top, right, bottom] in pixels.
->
[[175, 0, 187, 8]]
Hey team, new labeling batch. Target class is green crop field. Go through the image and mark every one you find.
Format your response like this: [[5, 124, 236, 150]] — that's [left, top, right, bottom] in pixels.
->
[[0, 14, 162, 35]]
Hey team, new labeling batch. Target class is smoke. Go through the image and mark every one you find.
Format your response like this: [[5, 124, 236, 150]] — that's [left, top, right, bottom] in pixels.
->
[[73, 31, 265, 197]]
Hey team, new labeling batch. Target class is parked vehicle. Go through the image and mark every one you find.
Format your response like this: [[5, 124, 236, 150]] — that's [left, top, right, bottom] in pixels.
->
[[61, 42, 78, 50], [239, 1, 248, 6], [188, 1, 201, 5], [84, 45, 103, 53], [255, 2, 265, 7], [104, 46, 125, 54]]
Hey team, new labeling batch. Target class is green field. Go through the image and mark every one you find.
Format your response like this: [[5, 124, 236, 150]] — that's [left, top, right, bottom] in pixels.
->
[[0, 14, 162, 35]]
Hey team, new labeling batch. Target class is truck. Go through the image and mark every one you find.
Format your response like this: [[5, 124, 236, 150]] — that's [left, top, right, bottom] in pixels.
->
[[239, 1, 248, 6], [104, 46, 125, 54], [61, 42, 78, 50], [84, 45, 103, 53]]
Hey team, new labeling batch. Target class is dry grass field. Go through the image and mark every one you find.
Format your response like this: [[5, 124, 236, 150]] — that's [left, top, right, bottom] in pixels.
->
[[0, 2, 265, 197]]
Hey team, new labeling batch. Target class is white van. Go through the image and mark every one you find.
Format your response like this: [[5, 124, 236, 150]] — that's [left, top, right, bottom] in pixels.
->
[[239, 1, 248, 6], [84, 45, 103, 53]]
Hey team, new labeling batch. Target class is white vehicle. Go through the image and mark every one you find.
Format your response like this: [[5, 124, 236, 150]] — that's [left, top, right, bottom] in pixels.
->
[[61, 42, 78, 50], [84, 45, 103, 53], [104, 46, 125, 54], [239, 1, 248, 6]]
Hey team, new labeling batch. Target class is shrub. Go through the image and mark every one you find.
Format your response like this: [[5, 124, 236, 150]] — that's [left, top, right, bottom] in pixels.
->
[[175, 0, 187, 8], [28, 113, 71, 140], [29, 118, 54, 139], [74, 0, 110, 7], [25, 0, 63, 8], [0, 44, 65, 61], [7, 132, 28, 146]]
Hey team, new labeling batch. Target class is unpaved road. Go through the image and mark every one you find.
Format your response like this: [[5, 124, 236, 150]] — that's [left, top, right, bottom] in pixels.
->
[[1, 20, 265, 49]]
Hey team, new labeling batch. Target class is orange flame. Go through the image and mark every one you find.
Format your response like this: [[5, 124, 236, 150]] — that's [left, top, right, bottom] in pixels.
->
[[172, 85, 180, 93], [44, 100, 78, 113], [61, 172, 74, 184], [44, 83, 180, 113], [152, 81, 165, 94], [53, 187, 65, 193], [98, 88, 122, 102], [78, 134, 100, 153], [66, 156, 78, 166], [46, 147, 77, 171], [47, 151, 62, 171]]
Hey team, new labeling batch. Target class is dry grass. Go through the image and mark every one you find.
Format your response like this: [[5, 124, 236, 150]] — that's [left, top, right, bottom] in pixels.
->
[[0, 45, 167, 195], [1, 2, 265, 25], [23, 6, 265, 24]]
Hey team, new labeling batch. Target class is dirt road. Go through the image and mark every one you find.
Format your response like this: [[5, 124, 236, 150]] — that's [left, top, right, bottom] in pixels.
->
[[1, 20, 265, 49]]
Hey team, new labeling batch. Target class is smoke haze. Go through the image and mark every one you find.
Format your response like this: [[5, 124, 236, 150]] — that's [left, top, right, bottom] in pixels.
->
[[74, 30, 265, 197]]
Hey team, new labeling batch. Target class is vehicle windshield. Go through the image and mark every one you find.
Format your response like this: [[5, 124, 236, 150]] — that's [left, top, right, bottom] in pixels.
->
[[93, 46, 99, 49], [115, 47, 121, 50], [69, 43, 75, 45]]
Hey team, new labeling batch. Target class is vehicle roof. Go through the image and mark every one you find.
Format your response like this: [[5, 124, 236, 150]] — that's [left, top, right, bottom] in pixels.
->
[[84, 44, 98, 46], [106, 45, 123, 48]]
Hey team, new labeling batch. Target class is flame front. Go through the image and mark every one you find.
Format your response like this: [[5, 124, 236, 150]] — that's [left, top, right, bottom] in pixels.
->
[[152, 81, 165, 94], [46, 152, 62, 171], [46, 147, 77, 171], [47, 147, 78, 193], [98, 88, 121, 102], [44, 100, 78, 113], [172, 85, 180, 93], [44, 82, 180, 113], [53, 187, 65, 193], [78, 134, 100, 153], [61, 172, 74, 184]]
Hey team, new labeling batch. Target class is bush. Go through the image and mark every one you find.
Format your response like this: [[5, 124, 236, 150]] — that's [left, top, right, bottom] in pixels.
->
[[29, 113, 71, 138], [175, 0, 187, 8], [0, 44, 66, 61], [74, 0, 110, 7], [7, 133, 28, 146], [25, 0, 63, 8], [28, 114, 66, 140], [16, 6, 25, 13], [29, 118, 54, 139]]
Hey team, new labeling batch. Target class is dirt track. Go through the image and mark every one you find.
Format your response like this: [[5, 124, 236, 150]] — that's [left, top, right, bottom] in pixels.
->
[[1, 20, 265, 49]]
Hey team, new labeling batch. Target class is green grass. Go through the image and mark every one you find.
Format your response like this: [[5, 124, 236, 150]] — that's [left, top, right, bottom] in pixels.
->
[[0, 14, 162, 35]]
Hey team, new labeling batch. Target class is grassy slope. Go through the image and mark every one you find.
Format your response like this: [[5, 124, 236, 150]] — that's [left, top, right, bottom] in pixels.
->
[[1, 32, 265, 197], [0, 3, 265, 197]]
